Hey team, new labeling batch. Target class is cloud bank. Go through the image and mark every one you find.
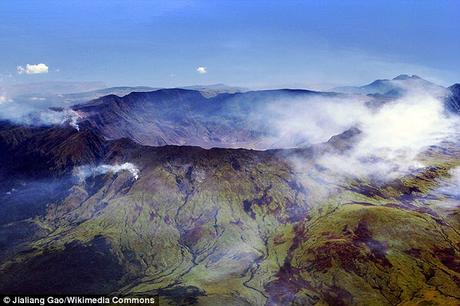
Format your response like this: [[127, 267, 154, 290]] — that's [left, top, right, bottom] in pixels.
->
[[260, 95, 368, 147], [319, 94, 456, 179], [261, 88, 459, 180], [0, 97, 83, 130]]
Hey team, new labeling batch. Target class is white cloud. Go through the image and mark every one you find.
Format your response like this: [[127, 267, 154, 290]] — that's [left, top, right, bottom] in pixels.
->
[[196, 66, 207, 74], [17, 63, 49, 74], [315, 91, 460, 180], [29, 96, 46, 101], [261, 95, 368, 147], [0, 94, 13, 105], [256, 86, 460, 181], [9, 108, 84, 131]]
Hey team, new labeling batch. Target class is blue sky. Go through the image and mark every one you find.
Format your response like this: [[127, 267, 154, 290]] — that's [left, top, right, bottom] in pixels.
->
[[0, 0, 459, 89]]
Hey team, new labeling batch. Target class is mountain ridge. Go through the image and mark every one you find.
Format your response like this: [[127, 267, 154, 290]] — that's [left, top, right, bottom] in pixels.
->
[[332, 74, 445, 96], [1, 116, 459, 304], [71, 88, 341, 150]]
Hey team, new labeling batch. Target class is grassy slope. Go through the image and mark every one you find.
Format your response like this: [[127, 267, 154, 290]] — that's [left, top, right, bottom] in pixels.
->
[[1, 142, 460, 305]]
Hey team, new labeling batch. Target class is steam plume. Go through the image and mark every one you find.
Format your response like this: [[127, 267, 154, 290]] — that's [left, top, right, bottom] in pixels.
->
[[74, 163, 140, 181]]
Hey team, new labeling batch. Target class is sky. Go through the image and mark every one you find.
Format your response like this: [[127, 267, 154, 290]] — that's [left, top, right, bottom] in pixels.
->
[[0, 0, 459, 90]]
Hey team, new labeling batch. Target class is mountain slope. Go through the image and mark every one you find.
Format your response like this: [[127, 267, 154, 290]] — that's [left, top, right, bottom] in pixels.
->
[[0, 124, 459, 305], [74, 88, 338, 149], [446, 84, 460, 113]]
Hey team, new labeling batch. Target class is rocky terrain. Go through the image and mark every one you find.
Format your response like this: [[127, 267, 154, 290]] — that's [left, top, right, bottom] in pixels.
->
[[0, 76, 460, 305]]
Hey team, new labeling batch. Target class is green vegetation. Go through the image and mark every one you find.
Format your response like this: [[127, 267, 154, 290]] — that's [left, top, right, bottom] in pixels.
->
[[1, 142, 460, 305]]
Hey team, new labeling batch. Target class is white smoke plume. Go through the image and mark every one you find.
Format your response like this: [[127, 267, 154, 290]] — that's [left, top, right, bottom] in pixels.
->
[[74, 163, 140, 181], [25, 109, 83, 130], [437, 166, 460, 199], [0, 92, 83, 130]]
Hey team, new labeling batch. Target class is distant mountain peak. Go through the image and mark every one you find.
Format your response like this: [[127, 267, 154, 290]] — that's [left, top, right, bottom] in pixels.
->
[[446, 84, 460, 113], [332, 74, 440, 95], [449, 83, 460, 91], [393, 74, 422, 81]]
